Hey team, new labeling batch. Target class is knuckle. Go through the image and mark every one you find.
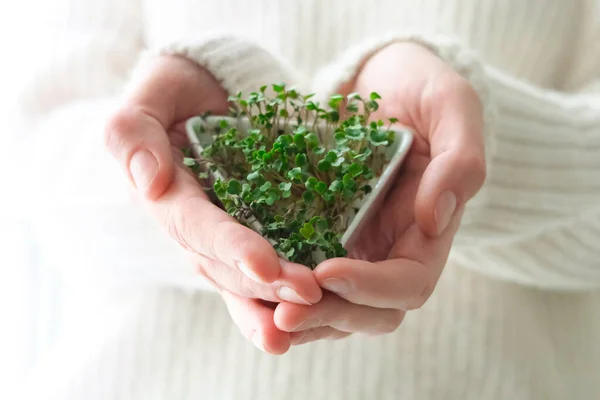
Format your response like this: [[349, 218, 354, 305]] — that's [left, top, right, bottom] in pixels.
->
[[429, 73, 479, 110], [442, 75, 476, 100], [377, 310, 405, 334], [457, 151, 487, 189], [407, 282, 434, 310], [213, 219, 248, 258], [165, 196, 201, 253], [103, 108, 139, 155]]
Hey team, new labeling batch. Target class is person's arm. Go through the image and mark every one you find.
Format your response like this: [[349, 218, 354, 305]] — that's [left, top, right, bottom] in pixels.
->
[[311, 32, 600, 288]]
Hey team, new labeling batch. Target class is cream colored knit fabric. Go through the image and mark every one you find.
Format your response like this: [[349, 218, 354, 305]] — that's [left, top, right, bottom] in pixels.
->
[[17, 0, 600, 399]]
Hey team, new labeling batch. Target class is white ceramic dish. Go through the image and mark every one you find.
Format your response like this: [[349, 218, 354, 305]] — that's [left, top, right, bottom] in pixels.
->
[[185, 115, 413, 261]]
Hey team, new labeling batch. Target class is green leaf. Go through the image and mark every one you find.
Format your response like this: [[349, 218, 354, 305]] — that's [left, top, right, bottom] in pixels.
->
[[279, 109, 289, 118], [328, 95, 344, 109], [214, 180, 227, 198], [275, 134, 293, 147], [282, 190, 292, 198], [304, 133, 319, 149], [347, 92, 362, 100], [334, 242, 347, 257], [321, 191, 333, 202], [328, 111, 340, 122], [315, 181, 327, 195], [366, 100, 379, 112], [293, 133, 306, 150], [325, 151, 338, 163], [272, 158, 284, 172], [227, 180, 242, 195], [342, 173, 357, 189], [317, 159, 331, 171], [316, 218, 329, 231], [287, 167, 303, 182], [247, 171, 261, 181], [302, 191, 315, 203], [272, 83, 285, 93], [295, 153, 308, 167], [329, 180, 342, 192], [183, 157, 196, 166], [313, 146, 326, 155], [285, 247, 296, 258], [368, 128, 390, 146], [345, 126, 365, 139], [332, 156, 345, 167], [306, 101, 318, 111], [334, 131, 348, 144], [265, 188, 280, 205], [342, 188, 355, 201], [346, 102, 359, 113], [279, 182, 292, 191], [370, 92, 382, 100], [389, 117, 399, 124], [347, 162, 363, 178], [259, 181, 272, 192], [361, 184, 373, 194], [299, 223, 315, 240], [305, 176, 318, 191]]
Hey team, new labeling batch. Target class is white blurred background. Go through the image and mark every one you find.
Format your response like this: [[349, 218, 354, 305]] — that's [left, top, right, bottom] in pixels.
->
[[0, 2, 67, 396]]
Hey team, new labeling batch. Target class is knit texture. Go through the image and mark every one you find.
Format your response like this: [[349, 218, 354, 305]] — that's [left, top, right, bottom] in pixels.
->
[[17, 0, 600, 399]]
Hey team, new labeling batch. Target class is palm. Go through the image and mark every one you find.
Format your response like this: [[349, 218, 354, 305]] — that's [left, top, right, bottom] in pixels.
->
[[348, 130, 433, 264]]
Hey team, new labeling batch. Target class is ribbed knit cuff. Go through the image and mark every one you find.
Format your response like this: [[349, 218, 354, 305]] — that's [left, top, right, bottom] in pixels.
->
[[134, 33, 309, 97]]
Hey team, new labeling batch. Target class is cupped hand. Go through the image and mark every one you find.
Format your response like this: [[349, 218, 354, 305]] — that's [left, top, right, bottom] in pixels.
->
[[274, 42, 486, 345], [105, 55, 322, 354]]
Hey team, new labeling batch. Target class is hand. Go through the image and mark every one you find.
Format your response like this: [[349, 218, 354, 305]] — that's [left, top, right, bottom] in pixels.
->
[[105, 55, 322, 354], [274, 42, 486, 344]]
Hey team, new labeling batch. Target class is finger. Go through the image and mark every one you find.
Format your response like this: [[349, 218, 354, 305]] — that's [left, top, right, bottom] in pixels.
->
[[415, 75, 487, 236], [152, 165, 282, 283], [290, 327, 351, 346], [316, 258, 426, 310], [220, 290, 290, 355], [197, 255, 322, 305], [105, 106, 175, 200], [275, 293, 405, 335], [104, 56, 228, 200], [314, 214, 461, 310]]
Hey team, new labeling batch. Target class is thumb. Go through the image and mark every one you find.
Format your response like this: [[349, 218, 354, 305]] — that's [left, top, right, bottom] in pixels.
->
[[414, 79, 487, 237], [104, 56, 228, 200], [104, 107, 175, 200]]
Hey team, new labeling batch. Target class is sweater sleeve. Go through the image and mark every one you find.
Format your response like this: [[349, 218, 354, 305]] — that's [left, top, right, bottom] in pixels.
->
[[312, 32, 600, 289], [131, 33, 310, 98]]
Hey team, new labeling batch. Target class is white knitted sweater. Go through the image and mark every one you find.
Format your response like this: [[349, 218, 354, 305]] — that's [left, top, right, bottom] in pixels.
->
[[17, 0, 600, 399]]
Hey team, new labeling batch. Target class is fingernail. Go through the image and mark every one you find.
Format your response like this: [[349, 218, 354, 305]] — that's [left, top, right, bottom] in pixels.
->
[[321, 278, 352, 294], [251, 331, 266, 352], [434, 190, 457, 235], [237, 262, 263, 283], [291, 319, 318, 332], [129, 150, 158, 192], [277, 286, 311, 305]]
